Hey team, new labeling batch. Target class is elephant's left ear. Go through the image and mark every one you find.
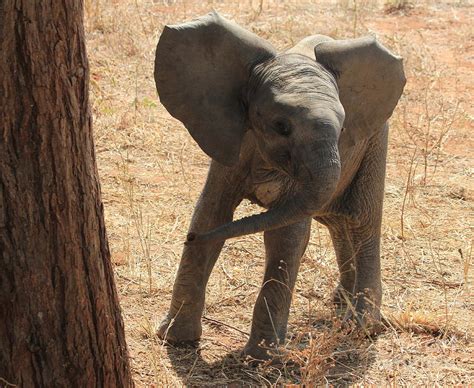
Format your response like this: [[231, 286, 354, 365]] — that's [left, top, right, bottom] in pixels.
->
[[315, 36, 406, 146]]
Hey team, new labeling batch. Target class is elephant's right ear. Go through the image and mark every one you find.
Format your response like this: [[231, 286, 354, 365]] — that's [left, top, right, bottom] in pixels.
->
[[154, 11, 276, 166], [314, 36, 406, 147]]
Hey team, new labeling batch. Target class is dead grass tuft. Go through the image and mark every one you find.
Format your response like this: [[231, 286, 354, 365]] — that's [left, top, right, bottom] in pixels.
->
[[384, 0, 414, 15], [386, 309, 461, 338]]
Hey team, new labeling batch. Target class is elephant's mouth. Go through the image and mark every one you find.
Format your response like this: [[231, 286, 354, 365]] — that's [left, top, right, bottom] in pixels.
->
[[185, 158, 341, 245]]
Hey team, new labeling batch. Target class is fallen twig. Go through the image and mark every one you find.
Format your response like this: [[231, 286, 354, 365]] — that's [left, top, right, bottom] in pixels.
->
[[203, 315, 250, 337]]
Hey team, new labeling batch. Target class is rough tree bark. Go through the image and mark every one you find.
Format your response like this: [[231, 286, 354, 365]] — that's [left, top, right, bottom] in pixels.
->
[[0, 1, 133, 386]]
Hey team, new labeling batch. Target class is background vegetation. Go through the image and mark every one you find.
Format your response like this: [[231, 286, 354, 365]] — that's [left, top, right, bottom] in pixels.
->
[[84, 0, 472, 385]]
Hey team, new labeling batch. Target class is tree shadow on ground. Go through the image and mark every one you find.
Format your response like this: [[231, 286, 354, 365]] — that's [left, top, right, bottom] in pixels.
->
[[164, 318, 378, 386]]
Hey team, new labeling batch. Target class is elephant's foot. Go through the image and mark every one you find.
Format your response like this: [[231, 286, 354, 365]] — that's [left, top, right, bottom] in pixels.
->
[[156, 313, 202, 344], [332, 283, 353, 315], [333, 286, 383, 335], [342, 308, 384, 336], [242, 341, 287, 365]]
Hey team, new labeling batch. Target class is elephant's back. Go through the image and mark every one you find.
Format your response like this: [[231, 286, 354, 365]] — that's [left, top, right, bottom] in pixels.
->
[[286, 35, 333, 61]]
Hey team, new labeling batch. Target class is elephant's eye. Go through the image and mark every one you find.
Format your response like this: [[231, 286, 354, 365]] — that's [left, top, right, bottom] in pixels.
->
[[272, 120, 291, 137]]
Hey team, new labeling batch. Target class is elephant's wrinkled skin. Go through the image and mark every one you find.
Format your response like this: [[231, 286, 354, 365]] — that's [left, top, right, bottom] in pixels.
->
[[153, 11, 405, 360]]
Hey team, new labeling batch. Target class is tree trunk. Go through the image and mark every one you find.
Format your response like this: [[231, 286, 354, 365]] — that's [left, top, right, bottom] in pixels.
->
[[0, 1, 133, 386]]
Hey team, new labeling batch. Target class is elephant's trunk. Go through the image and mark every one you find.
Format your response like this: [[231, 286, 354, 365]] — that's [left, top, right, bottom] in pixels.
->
[[186, 196, 309, 244], [186, 157, 341, 245]]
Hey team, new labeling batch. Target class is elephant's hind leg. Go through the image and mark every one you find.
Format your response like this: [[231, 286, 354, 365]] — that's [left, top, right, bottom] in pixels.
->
[[244, 218, 311, 360]]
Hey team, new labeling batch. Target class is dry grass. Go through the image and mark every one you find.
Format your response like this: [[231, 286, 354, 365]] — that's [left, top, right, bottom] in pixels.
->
[[85, 0, 473, 385]]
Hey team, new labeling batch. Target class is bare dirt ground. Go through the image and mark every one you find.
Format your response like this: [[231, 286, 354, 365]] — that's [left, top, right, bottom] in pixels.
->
[[85, 0, 473, 385]]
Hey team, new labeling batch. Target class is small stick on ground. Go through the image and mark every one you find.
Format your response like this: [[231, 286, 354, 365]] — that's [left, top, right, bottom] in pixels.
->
[[203, 316, 250, 337]]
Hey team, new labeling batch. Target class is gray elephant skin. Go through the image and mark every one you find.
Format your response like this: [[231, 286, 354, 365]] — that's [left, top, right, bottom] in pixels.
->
[[154, 11, 405, 360]]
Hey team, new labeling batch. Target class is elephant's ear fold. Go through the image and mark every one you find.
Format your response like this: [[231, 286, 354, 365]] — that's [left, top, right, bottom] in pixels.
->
[[315, 36, 406, 146], [155, 11, 276, 166]]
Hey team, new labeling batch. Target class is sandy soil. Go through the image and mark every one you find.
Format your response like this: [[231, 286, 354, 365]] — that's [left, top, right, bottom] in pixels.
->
[[85, 0, 473, 385]]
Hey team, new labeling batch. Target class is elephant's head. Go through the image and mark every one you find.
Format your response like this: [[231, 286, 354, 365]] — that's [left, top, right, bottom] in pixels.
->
[[154, 11, 405, 244]]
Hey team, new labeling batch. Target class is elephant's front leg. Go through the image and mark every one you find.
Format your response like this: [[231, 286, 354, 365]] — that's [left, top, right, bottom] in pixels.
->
[[327, 221, 356, 312], [157, 162, 244, 343], [322, 211, 382, 330], [325, 218, 383, 330], [244, 218, 311, 360], [347, 221, 383, 326], [329, 125, 388, 328]]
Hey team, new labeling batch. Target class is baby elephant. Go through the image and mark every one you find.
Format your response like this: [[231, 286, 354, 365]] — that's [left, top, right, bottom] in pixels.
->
[[154, 11, 405, 360]]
